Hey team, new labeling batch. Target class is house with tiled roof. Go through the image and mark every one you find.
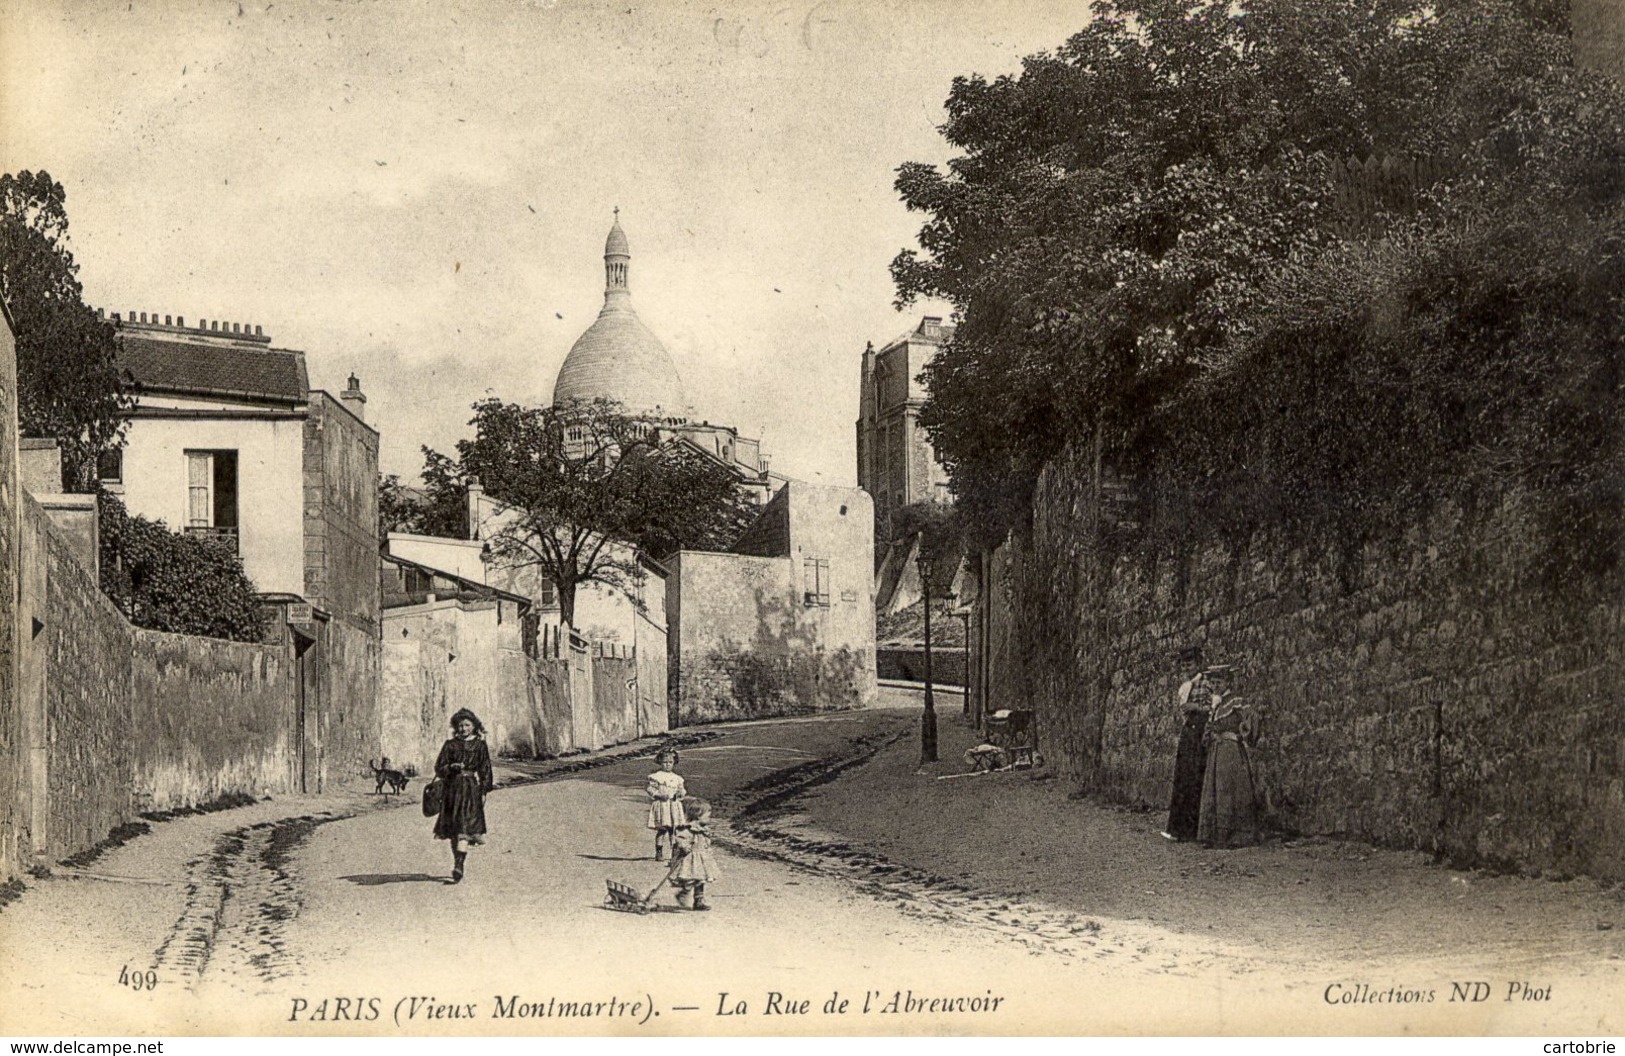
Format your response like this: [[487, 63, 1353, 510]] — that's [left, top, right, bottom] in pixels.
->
[[105, 313, 317, 592], [104, 309, 382, 793]]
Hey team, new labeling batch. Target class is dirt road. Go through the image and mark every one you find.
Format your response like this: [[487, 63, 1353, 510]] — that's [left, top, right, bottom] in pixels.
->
[[2, 699, 1618, 1036]]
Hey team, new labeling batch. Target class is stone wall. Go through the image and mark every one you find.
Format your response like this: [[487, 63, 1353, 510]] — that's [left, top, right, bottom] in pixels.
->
[[33, 505, 138, 861], [877, 645, 967, 686], [1, 487, 298, 876], [130, 630, 296, 812], [0, 315, 343, 882], [668, 482, 877, 725], [668, 551, 871, 724], [303, 392, 381, 785], [0, 308, 23, 878], [380, 599, 536, 773], [312, 618, 380, 790], [989, 438, 1625, 879], [380, 601, 663, 774]]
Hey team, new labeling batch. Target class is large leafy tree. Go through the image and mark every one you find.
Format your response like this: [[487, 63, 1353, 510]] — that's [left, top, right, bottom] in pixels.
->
[[433, 397, 756, 626], [892, 0, 1608, 549], [0, 170, 133, 491]]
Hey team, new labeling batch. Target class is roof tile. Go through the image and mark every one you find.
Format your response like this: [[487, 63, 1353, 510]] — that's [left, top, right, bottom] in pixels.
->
[[119, 335, 308, 404]]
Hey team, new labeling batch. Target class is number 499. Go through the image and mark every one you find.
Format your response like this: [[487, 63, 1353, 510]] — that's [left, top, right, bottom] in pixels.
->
[[118, 965, 158, 990]]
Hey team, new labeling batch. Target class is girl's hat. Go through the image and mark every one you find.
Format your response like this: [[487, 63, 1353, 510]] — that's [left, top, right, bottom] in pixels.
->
[[449, 708, 485, 734]]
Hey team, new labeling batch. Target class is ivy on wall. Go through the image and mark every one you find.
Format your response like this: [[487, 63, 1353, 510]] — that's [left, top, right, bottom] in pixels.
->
[[97, 493, 266, 643]]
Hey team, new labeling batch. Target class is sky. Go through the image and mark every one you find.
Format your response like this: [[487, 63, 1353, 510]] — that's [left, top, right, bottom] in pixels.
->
[[1, 0, 1092, 485]]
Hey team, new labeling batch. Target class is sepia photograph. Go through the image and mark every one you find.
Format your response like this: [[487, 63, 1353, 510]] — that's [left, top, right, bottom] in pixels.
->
[[0, 0, 1621, 1041]]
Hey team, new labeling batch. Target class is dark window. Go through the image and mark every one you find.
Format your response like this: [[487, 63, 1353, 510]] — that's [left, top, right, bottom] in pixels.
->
[[184, 449, 239, 550], [213, 450, 238, 528], [97, 448, 123, 484]]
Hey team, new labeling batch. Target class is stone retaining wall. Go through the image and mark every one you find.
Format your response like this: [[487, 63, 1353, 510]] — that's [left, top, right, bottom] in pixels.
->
[[988, 438, 1624, 879]]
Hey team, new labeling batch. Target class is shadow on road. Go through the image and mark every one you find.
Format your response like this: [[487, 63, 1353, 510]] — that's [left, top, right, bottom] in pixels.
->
[[577, 853, 654, 862], [339, 873, 446, 886]]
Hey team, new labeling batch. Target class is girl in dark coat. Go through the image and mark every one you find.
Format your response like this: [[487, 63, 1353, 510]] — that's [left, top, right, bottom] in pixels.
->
[[434, 708, 494, 883]]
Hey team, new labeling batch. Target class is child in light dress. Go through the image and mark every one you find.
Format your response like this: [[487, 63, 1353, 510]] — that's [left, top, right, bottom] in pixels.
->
[[659, 796, 720, 911], [645, 748, 687, 861]]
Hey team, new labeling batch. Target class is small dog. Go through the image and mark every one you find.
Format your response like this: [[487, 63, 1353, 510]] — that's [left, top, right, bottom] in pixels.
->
[[370, 758, 409, 796]]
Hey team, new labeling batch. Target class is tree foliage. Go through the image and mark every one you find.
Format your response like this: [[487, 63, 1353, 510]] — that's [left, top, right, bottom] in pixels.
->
[[889, 499, 963, 572], [98, 493, 267, 643], [435, 397, 757, 625], [1, 171, 133, 492], [379, 449, 470, 540], [894, 0, 1620, 574]]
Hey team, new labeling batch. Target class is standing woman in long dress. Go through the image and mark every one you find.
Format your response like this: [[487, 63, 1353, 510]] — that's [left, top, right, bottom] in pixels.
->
[[434, 707, 494, 883], [1197, 695, 1261, 849], [1163, 665, 1229, 841], [1162, 672, 1213, 841]]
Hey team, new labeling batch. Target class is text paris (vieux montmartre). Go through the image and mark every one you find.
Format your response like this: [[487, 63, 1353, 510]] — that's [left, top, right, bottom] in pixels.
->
[[287, 989, 1007, 1026]]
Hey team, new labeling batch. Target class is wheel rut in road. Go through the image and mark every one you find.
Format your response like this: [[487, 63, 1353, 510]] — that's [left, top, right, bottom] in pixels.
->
[[149, 813, 337, 990], [143, 730, 724, 990]]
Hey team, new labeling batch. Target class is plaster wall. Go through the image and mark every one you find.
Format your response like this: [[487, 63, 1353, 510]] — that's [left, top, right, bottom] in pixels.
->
[[116, 411, 306, 595]]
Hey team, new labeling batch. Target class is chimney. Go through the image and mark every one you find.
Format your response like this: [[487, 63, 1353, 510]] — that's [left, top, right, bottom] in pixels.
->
[[340, 373, 367, 422]]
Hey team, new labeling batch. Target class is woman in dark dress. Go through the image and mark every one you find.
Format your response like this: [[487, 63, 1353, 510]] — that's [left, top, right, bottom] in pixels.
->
[[434, 707, 494, 883], [1162, 665, 1229, 841]]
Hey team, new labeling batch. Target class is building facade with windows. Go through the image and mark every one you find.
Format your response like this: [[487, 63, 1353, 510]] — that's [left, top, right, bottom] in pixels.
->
[[106, 311, 382, 789], [855, 314, 955, 526], [107, 314, 313, 595]]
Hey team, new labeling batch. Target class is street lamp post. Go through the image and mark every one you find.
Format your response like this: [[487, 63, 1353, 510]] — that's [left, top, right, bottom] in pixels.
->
[[918, 549, 938, 765], [960, 606, 972, 720]]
